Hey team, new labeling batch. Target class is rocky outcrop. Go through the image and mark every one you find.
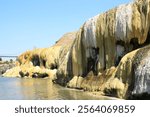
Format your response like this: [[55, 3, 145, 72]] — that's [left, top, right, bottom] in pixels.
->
[[133, 47, 150, 96], [3, 0, 150, 99], [112, 45, 150, 99], [69, 0, 150, 78], [132, 46, 150, 99], [54, 0, 150, 99], [0, 61, 15, 76], [3, 32, 76, 79]]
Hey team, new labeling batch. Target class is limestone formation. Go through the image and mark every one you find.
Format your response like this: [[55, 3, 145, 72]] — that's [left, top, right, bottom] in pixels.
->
[[70, 0, 150, 78], [3, 32, 76, 80], [132, 46, 150, 98], [114, 45, 150, 99]]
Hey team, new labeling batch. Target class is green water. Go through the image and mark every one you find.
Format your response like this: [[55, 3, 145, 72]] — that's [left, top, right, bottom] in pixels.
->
[[0, 77, 111, 100]]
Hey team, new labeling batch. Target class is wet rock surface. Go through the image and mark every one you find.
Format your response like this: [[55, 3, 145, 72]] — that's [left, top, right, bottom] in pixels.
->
[[132, 46, 150, 98]]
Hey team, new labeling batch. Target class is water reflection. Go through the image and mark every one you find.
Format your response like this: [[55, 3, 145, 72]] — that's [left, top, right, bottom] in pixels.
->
[[0, 77, 111, 100], [19, 79, 58, 99]]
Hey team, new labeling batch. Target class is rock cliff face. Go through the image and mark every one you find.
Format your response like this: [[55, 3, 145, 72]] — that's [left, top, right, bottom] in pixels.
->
[[3, 32, 76, 79], [3, 0, 150, 99], [132, 46, 150, 98], [70, 0, 150, 78], [0, 61, 15, 75]]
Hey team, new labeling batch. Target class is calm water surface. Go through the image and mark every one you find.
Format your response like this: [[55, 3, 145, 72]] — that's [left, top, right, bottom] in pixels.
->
[[0, 77, 111, 100]]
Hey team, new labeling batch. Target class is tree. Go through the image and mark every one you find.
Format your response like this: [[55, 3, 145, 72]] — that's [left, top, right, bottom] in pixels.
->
[[10, 59, 13, 63]]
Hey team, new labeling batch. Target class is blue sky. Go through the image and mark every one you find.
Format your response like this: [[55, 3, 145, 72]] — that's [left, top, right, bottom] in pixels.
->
[[0, 0, 132, 55]]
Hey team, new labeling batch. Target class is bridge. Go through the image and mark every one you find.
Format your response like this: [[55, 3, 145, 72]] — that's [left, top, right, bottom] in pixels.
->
[[0, 56, 18, 61], [0, 56, 18, 58]]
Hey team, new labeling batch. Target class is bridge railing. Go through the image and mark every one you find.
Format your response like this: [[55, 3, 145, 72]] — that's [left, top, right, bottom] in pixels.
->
[[0, 56, 18, 58]]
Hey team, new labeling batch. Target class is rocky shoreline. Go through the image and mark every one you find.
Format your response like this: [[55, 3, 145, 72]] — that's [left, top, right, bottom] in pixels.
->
[[0, 61, 15, 76]]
